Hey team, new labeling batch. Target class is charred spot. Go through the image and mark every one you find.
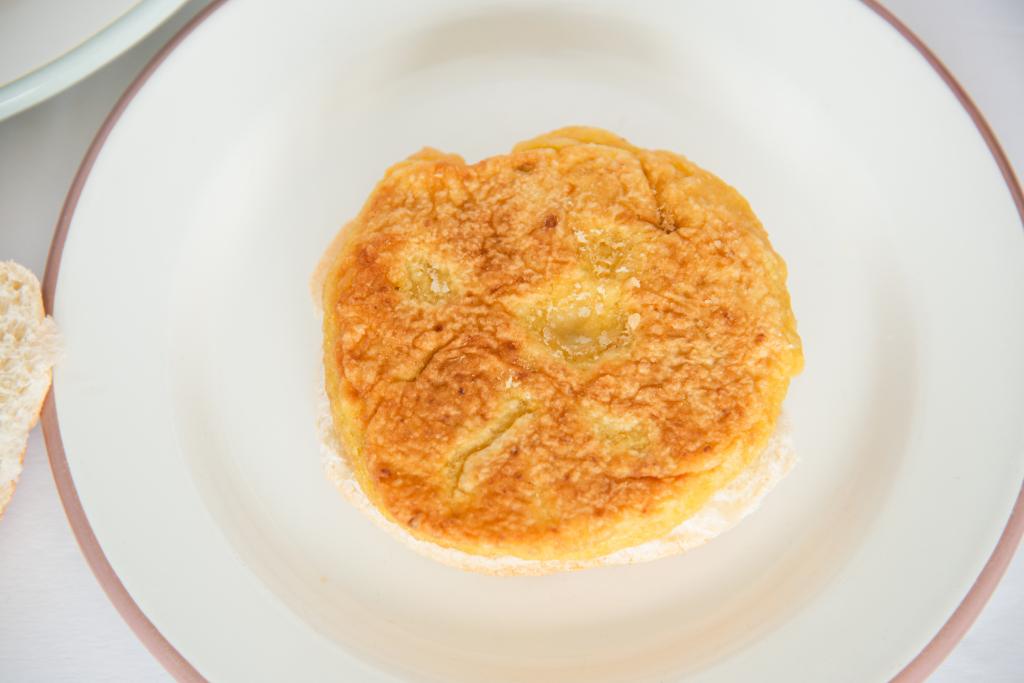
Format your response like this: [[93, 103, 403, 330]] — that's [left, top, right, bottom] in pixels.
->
[[543, 214, 558, 228], [377, 466, 392, 480], [515, 162, 536, 173], [754, 332, 766, 344], [457, 386, 465, 395], [434, 323, 444, 332]]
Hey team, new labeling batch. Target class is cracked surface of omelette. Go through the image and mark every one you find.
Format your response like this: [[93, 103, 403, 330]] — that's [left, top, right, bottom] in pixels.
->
[[320, 127, 803, 562]]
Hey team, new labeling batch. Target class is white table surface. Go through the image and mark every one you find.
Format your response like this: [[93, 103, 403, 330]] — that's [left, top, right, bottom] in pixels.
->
[[0, 1, 1021, 681]]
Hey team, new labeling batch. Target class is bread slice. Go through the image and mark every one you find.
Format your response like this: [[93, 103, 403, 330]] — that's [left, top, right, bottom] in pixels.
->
[[0, 262, 59, 519]]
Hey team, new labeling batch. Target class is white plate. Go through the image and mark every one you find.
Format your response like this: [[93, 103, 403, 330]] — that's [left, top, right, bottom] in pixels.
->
[[43, 1, 1024, 681], [0, 0, 188, 120]]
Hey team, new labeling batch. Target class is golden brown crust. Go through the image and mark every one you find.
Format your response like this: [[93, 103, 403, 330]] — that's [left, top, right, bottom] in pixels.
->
[[321, 127, 802, 561]]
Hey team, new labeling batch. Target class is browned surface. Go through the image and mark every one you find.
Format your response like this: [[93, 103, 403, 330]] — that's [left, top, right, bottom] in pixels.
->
[[322, 127, 803, 560]]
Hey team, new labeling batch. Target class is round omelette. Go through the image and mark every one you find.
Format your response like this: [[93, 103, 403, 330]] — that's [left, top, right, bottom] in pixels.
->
[[319, 127, 803, 565]]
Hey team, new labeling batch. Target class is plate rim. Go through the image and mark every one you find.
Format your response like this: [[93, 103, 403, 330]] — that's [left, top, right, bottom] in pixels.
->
[[0, 0, 189, 122], [38, 1, 1024, 681]]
